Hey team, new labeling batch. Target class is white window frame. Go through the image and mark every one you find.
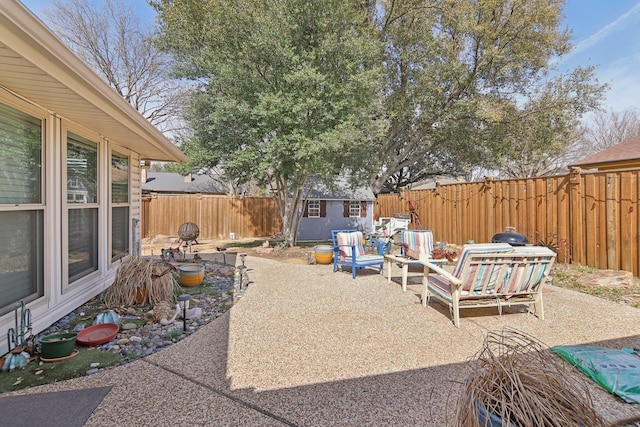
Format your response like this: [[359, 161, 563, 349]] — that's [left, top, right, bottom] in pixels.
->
[[62, 125, 101, 289], [110, 149, 130, 262], [0, 98, 46, 315], [308, 200, 320, 218], [349, 201, 361, 218]]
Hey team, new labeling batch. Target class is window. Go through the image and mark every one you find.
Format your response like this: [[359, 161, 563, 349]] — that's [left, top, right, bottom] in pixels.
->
[[343, 201, 366, 218], [0, 102, 44, 314], [304, 200, 326, 217], [66, 132, 98, 283], [307, 200, 320, 218], [111, 151, 129, 261], [349, 201, 361, 218]]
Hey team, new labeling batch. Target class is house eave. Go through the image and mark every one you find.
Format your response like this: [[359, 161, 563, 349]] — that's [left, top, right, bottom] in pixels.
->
[[0, 1, 188, 162], [569, 160, 640, 171]]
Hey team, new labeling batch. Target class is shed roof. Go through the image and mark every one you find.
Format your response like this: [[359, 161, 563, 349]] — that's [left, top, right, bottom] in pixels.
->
[[0, 1, 187, 162], [570, 135, 640, 170], [305, 176, 375, 201]]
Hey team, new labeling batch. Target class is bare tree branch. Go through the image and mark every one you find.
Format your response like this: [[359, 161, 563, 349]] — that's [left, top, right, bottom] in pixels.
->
[[44, 0, 188, 134]]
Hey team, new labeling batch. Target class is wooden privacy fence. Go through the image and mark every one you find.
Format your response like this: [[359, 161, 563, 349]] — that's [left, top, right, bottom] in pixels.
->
[[375, 168, 640, 276], [142, 194, 282, 240]]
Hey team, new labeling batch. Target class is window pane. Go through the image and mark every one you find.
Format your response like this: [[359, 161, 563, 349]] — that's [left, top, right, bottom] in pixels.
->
[[0, 211, 43, 314], [112, 206, 129, 261], [111, 152, 129, 203], [67, 133, 97, 204], [68, 208, 98, 282], [0, 103, 42, 204], [308, 200, 320, 218], [349, 201, 360, 218]]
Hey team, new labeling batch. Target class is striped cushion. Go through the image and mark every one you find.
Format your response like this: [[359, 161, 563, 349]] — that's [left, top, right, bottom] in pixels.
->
[[501, 246, 555, 293], [452, 243, 514, 278], [402, 230, 434, 256], [336, 231, 365, 261], [452, 243, 514, 294], [429, 274, 477, 300], [344, 254, 385, 263]]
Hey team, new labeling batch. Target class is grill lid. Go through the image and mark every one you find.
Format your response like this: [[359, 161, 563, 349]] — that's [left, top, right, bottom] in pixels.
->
[[491, 231, 529, 246]]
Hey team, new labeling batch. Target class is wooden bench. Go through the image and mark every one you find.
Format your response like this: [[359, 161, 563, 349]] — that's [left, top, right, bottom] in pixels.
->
[[420, 244, 556, 328]]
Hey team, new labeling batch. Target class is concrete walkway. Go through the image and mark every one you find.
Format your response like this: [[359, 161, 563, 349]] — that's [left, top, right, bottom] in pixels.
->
[[6, 256, 640, 426]]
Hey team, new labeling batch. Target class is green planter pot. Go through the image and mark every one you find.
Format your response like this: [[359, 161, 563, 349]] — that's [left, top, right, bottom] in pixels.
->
[[40, 332, 77, 359]]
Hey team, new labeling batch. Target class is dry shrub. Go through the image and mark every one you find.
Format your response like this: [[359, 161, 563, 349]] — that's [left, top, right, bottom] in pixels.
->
[[103, 255, 180, 307], [456, 328, 605, 427]]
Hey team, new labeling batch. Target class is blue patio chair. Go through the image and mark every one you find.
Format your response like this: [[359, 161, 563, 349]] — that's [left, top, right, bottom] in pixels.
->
[[331, 230, 384, 279]]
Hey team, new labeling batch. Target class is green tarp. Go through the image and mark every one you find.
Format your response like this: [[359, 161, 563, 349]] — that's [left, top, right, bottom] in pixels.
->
[[552, 345, 640, 403]]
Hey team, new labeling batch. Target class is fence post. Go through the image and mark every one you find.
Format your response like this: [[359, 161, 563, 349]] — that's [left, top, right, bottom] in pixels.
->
[[569, 167, 584, 265], [605, 174, 619, 270]]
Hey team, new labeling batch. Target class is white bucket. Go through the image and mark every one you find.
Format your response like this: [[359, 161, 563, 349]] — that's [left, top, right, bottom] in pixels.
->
[[229, 232, 236, 240]]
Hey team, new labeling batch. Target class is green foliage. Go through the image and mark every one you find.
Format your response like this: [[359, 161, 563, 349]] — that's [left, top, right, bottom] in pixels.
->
[[153, 0, 385, 244], [153, 0, 606, 211], [164, 328, 183, 340], [0, 348, 121, 392], [274, 241, 289, 255], [370, 0, 607, 189], [149, 162, 190, 174]]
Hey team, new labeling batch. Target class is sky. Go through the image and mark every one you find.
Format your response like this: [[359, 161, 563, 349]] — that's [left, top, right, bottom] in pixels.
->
[[18, 0, 640, 115]]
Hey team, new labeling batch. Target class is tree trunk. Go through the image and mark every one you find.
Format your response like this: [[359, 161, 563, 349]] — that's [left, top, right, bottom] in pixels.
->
[[274, 176, 307, 247]]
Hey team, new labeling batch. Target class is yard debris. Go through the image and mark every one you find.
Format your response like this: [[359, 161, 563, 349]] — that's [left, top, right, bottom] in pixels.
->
[[455, 328, 605, 427], [102, 256, 180, 307]]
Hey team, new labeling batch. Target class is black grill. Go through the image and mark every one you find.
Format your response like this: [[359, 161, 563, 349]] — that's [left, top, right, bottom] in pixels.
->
[[491, 231, 529, 246]]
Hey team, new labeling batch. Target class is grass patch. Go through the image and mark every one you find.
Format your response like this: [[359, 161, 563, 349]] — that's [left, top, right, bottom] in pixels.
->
[[552, 264, 640, 306], [0, 347, 121, 393], [224, 239, 331, 249]]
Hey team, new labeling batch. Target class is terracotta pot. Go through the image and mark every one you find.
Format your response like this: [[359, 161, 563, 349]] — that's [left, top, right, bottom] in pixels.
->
[[179, 263, 205, 287], [314, 245, 334, 265]]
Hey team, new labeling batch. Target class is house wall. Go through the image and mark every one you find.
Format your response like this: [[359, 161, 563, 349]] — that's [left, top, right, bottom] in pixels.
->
[[297, 200, 374, 241], [0, 88, 138, 355]]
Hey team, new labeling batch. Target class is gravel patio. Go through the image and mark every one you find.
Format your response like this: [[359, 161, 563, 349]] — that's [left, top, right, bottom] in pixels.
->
[[3, 255, 640, 426]]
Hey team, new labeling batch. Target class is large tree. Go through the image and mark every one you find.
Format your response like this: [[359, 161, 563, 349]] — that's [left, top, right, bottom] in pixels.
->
[[370, 0, 606, 189], [44, 0, 186, 133], [152, 0, 384, 245]]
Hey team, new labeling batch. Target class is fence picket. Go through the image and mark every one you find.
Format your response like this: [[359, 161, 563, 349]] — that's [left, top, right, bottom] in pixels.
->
[[375, 169, 640, 276]]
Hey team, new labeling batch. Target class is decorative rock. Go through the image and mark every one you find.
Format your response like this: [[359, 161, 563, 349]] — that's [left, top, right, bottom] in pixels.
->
[[58, 320, 70, 329], [579, 269, 634, 288], [73, 323, 86, 332], [90, 362, 100, 368], [35, 260, 236, 369], [256, 247, 274, 254]]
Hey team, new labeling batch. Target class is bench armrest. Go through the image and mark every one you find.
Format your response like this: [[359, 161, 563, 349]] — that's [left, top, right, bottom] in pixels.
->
[[418, 259, 462, 286]]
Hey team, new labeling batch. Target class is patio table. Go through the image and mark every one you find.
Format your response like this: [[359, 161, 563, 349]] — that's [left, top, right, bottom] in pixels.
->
[[385, 254, 449, 292], [384, 254, 427, 292]]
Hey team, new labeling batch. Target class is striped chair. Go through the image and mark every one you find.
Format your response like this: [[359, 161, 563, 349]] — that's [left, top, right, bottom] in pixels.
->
[[401, 230, 434, 261], [386, 230, 438, 291], [421, 243, 556, 328], [332, 230, 384, 279]]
